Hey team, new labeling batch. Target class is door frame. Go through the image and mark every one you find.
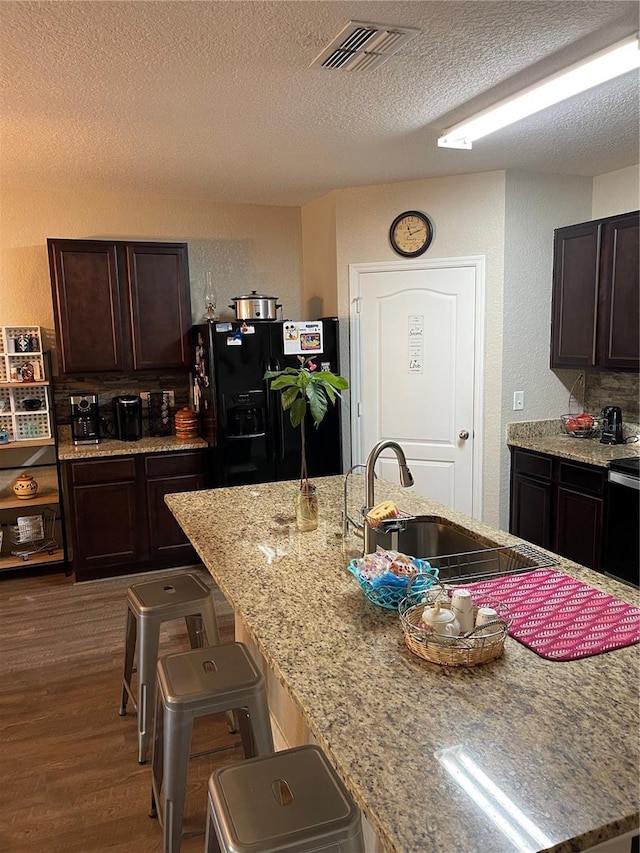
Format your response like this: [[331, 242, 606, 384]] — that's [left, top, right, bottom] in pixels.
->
[[348, 256, 486, 519]]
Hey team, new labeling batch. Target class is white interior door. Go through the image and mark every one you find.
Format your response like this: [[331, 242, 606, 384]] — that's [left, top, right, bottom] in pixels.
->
[[350, 257, 484, 517]]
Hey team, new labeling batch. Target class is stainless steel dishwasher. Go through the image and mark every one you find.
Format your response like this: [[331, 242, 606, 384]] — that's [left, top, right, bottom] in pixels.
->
[[603, 456, 640, 588]]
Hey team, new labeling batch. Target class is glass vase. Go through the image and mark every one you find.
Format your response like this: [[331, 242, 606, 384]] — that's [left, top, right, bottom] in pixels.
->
[[295, 483, 318, 532]]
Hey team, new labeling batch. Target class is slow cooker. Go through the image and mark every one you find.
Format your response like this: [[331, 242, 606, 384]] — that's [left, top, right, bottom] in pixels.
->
[[229, 291, 281, 321]]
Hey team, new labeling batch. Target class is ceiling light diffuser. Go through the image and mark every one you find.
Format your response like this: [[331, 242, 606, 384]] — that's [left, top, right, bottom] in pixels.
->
[[438, 33, 640, 149]]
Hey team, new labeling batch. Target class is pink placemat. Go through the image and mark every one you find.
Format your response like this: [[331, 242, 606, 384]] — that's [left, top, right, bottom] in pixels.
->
[[461, 569, 640, 661]]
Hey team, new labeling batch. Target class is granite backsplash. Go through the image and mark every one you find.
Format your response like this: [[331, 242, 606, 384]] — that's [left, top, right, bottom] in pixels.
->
[[585, 370, 639, 421], [52, 371, 191, 436]]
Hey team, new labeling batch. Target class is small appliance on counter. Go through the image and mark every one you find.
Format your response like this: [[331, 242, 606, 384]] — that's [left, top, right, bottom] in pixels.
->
[[70, 394, 100, 445], [113, 395, 143, 441], [604, 456, 639, 588], [600, 406, 624, 445], [228, 290, 282, 321]]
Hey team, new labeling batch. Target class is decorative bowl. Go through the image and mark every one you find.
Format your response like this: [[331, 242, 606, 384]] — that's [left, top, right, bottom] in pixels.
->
[[346, 559, 439, 610], [560, 414, 601, 439]]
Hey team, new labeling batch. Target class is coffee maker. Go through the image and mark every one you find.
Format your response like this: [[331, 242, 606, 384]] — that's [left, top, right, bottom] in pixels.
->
[[600, 406, 624, 445], [113, 395, 143, 441], [70, 394, 100, 445]]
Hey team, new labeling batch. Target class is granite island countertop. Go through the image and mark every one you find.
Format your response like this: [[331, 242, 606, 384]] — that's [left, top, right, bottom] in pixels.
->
[[507, 420, 639, 467], [57, 425, 206, 460], [166, 476, 639, 853]]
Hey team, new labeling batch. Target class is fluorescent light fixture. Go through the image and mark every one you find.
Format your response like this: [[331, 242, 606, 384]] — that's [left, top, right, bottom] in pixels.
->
[[435, 745, 554, 852], [438, 33, 640, 149]]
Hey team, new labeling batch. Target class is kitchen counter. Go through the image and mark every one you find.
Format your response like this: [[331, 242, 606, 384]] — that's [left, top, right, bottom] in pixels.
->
[[165, 476, 639, 853], [507, 419, 639, 467], [57, 426, 206, 460]]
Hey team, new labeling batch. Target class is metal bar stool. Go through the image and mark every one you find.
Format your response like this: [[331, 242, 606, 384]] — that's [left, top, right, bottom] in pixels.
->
[[204, 744, 364, 853], [150, 641, 274, 853], [119, 572, 225, 764]]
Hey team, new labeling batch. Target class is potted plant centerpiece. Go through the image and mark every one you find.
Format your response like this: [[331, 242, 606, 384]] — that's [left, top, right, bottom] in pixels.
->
[[265, 356, 348, 531]]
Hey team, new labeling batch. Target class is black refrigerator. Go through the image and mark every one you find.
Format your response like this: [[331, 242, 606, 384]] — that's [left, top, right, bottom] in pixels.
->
[[192, 319, 343, 487]]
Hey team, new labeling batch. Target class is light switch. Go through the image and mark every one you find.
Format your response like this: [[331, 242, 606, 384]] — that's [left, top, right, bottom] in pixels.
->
[[513, 391, 524, 411]]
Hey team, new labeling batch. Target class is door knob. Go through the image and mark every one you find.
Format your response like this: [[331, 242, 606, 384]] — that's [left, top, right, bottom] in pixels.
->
[[459, 430, 470, 440]]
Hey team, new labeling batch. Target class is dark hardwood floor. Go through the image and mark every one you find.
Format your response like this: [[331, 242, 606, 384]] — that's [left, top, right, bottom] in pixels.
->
[[0, 566, 242, 852]]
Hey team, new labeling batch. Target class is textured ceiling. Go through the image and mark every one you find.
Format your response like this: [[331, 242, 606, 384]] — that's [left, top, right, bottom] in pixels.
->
[[1, 0, 638, 206]]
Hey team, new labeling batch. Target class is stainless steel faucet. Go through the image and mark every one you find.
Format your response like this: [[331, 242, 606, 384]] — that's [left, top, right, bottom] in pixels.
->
[[363, 440, 414, 554]]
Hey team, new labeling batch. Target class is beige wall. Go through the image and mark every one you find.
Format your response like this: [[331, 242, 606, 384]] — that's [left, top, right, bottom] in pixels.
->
[[4, 166, 636, 531], [592, 165, 640, 218], [330, 171, 506, 526], [301, 193, 337, 319], [0, 188, 304, 350]]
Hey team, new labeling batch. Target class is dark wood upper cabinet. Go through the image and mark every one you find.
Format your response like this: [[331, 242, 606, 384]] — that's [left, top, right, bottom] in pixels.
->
[[551, 221, 600, 368], [48, 240, 125, 373], [125, 243, 191, 370], [598, 213, 640, 370], [550, 210, 639, 371], [48, 239, 191, 375]]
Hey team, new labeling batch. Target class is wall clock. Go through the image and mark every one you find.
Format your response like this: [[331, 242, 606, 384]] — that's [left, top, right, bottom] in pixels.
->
[[389, 210, 433, 257]]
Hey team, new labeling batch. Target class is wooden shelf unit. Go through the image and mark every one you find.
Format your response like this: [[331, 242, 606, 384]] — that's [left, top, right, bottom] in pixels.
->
[[0, 547, 65, 571], [0, 336, 67, 574]]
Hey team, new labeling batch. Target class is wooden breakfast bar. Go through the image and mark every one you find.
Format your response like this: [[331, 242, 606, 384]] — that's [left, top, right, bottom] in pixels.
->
[[165, 475, 640, 853]]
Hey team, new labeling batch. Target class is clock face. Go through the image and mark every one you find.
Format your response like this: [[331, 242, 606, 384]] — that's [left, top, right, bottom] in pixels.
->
[[389, 211, 433, 257]]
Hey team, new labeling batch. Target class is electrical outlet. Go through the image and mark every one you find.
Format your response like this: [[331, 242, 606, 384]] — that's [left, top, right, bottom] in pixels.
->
[[513, 391, 524, 411], [164, 390, 175, 407]]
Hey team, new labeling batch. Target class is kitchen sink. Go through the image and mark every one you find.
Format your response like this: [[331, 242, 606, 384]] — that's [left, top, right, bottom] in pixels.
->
[[371, 515, 557, 583]]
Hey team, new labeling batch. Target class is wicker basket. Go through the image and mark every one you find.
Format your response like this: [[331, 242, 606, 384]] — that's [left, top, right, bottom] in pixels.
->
[[399, 580, 510, 667]]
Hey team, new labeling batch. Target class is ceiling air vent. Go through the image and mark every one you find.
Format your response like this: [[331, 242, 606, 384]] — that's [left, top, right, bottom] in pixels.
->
[[310, 20, 420, 71]]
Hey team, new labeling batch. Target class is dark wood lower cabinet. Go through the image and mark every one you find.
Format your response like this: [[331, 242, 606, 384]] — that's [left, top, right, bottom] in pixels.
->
[[64, 449, 204, 581], [510, 475, 553, 551], [555, 486, 604, 570], [510, 447, 606, 571], [145, 454, 204, 560], [72, 479, 142, 571]]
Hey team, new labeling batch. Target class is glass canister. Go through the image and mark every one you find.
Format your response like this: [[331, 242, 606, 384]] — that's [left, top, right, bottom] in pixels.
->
[[295, 483, 318, 532]]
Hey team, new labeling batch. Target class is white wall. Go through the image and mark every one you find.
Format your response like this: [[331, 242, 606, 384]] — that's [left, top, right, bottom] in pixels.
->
[[592, 165, 640, 218], [501, 171, 592, 527], [331, 171, 506, 527]]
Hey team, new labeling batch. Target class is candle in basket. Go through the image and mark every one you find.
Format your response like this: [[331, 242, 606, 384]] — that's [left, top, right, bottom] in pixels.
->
[[13, 474, 39, 500]]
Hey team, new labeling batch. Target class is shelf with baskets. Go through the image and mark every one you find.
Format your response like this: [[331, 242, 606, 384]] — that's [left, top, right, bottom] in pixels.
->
[[0, 326, 52, 444], [0, 327, 67, 572]]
